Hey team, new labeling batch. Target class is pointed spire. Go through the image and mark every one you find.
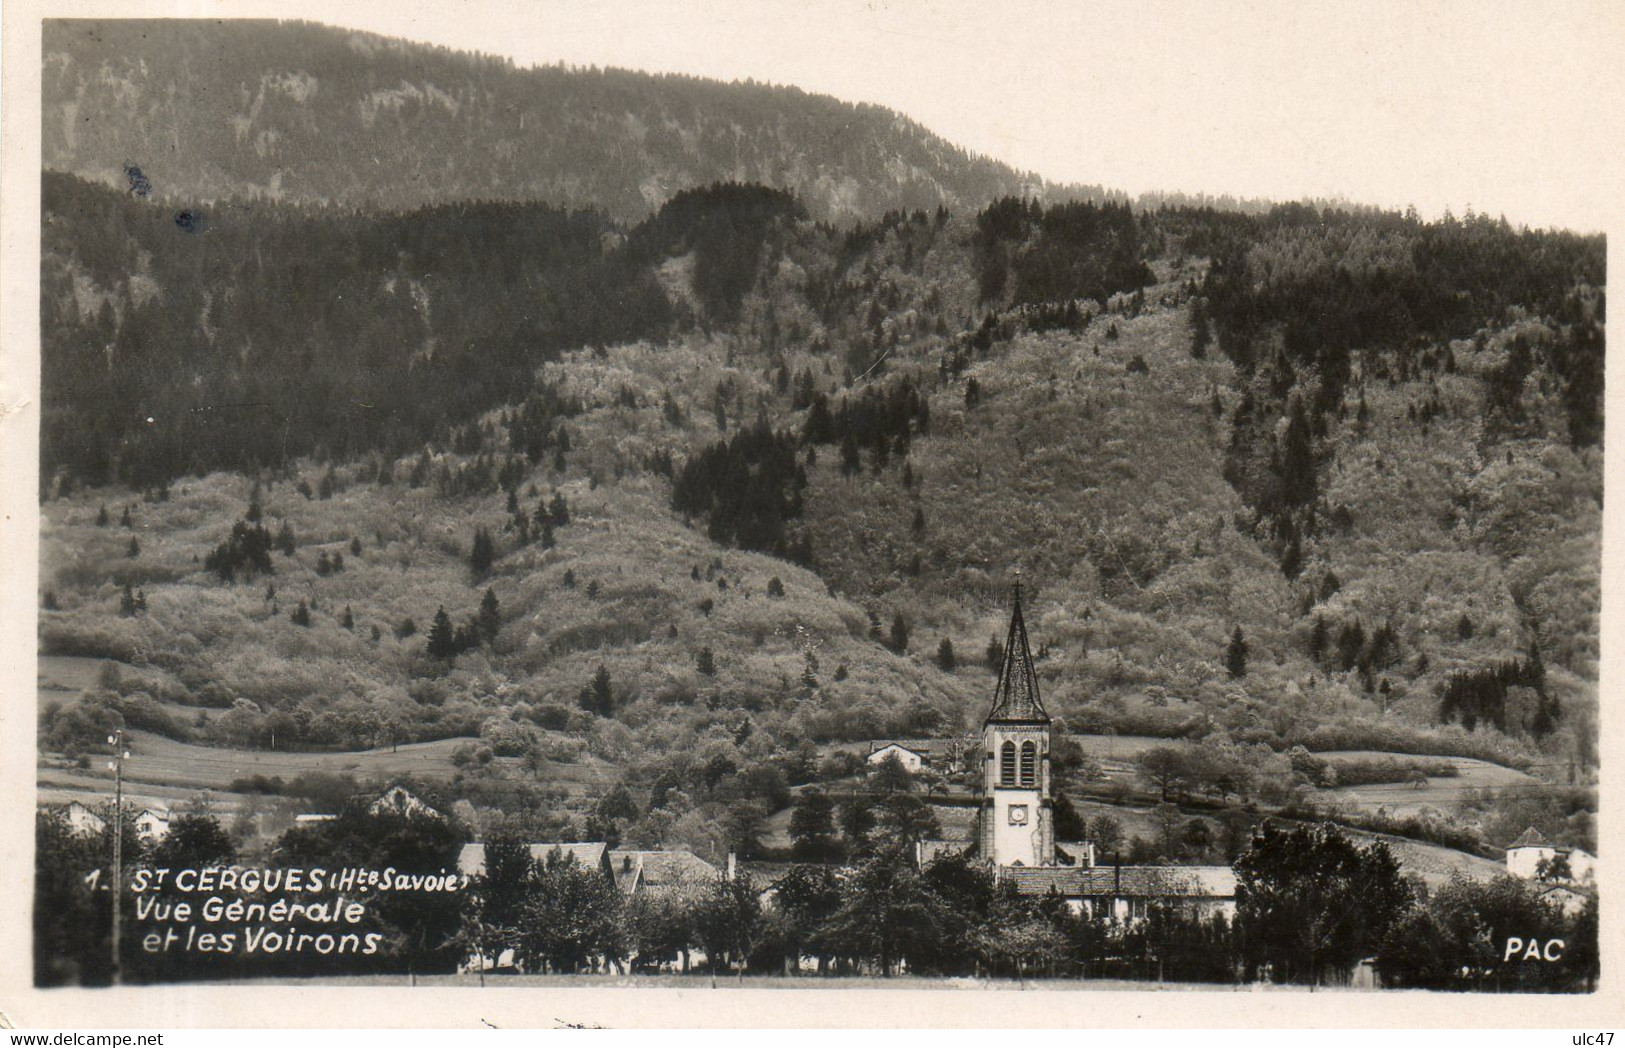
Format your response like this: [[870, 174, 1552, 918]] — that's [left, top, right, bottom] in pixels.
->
[[987, 574, 1048, 723]]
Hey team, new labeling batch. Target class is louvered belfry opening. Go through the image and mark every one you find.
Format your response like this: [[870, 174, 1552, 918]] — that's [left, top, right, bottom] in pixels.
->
[[999, 741, 1017, 785], [1019, 741, 1037, 786]]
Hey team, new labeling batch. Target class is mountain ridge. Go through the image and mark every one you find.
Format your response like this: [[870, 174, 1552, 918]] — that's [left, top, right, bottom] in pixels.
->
[[43, 18, 1117, 222]]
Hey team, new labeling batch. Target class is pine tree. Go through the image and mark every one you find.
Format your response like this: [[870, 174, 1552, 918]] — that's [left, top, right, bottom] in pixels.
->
[[1309, 614, 1329, 664], [1280, 536, 1303, 579], [549, 492, 570, 527], [588, 665, 614, 717], [427, 607, 456, 659], [937, 638, 956, 671], [291, 601, 311, 628], [126, 536, 140, 558], [1280, 397, 1317, 507], [341, 605, 355, 630], [469, 526, 495, 578], [479, 587, 501, 646], [1225, 626, 1249, 678], [350, 537, 363, 557], [276, 521, 296, 556], [1190, 296, 1210, 358], [766, 576, 785, 598], [96, 505, 110, 527], [840, 434, 862, 477], [120, 583, 139, 617], [889, 614, 909, 653], [911, 507, 926, 536], [986, 636, 1005, 673], [696, 646, 716, 676]]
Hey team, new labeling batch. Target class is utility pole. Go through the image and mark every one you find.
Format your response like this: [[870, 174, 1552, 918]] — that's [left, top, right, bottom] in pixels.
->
[[107, 728, 130, 985]]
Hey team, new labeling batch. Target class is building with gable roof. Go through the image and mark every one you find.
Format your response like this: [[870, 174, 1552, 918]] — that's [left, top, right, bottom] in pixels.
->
[[133, 806, 170, 841], [60, 800, 107, 837], [866, 742, 929, 772], [1505, 826, 1597, 885], [456, 840, 612, 881], [608, 848, 719, 898]]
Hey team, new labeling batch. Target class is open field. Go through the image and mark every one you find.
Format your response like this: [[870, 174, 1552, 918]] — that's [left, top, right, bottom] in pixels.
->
[[34, 659, 1534, 884], [1315, 750, 1538, 818]]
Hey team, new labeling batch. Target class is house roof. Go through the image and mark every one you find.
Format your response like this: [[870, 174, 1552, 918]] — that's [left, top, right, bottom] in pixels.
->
[[869, 742, 929, 757], [608, 849, 719, 895], [736, 861, 800, 888], [987, 581, 1048, 724], [457, 841, 608, 878], [1509, 827, 1551, 849], [1005, 864, 1237, 899]]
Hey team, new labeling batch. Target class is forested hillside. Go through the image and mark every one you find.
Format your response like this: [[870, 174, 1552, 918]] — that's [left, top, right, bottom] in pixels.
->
[[42, 19, 1100, 222], [39, 157, 1602, 876]]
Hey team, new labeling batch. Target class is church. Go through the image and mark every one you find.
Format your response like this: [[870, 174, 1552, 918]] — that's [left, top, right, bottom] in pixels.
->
[[938, 580, 1237, 921]]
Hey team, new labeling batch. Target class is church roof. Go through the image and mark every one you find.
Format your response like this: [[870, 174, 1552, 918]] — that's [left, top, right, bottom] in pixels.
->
[[987, 581, 1048, 723]]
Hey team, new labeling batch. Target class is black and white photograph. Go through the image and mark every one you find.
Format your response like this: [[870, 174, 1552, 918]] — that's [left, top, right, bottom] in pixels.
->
[[3, 0, 1620, 1028]]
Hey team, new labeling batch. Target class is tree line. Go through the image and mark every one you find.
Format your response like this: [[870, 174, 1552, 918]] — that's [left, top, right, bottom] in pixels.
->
[[37, 800, 1595, 989]]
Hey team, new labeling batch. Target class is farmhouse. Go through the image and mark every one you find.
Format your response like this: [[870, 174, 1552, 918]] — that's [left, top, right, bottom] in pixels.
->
[[55, 800, 107, 836], [133, 807, 170, 841], [1505, 826, 1597, 885], [866, 742, 928, 772]]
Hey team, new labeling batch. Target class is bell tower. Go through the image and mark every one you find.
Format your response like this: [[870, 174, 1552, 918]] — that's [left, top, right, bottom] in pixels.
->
[[978, 577, 1054, 867]]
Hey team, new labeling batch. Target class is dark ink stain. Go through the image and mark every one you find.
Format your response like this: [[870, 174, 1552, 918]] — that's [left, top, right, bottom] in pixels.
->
[[174, 209, 208, 235], [124, 162, 152, 198]]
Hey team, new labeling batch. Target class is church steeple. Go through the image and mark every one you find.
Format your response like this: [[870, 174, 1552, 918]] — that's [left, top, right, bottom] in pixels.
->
[[977, 577, 1055, 868], [987, 576, 1048, 724]]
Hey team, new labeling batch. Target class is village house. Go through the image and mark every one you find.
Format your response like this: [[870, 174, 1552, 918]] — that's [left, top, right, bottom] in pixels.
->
[[57, 800, 106, 836], [133, 806, 170, 841], [1505, 826, 1597, 884], [608, 848, 719, 898], [866, 742, 929, 773], [455, 841, 715, 973]]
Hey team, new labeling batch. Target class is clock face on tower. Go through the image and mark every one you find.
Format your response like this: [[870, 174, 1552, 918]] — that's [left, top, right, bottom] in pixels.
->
[[1008, 804, 1029, 826]]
